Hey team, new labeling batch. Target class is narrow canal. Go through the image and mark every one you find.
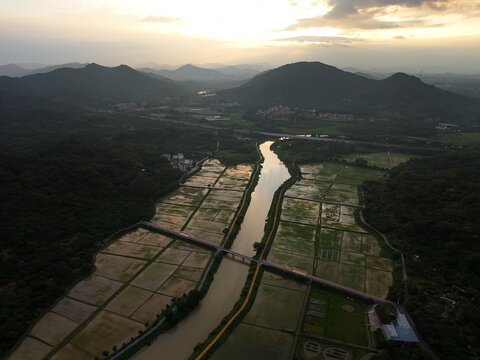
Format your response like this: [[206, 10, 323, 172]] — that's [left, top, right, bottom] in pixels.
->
[[134, 141, 290, 360]]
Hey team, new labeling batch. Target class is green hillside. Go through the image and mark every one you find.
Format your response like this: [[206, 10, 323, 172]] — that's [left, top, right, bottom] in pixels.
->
[[0, 63, 190, 105], [219, 61, 480, 122]]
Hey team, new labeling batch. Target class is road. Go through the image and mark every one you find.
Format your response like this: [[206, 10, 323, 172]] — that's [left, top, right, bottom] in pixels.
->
[[126, 112, 440, 153], [358, 209, 439, 360], [138, 221, 396, 306]]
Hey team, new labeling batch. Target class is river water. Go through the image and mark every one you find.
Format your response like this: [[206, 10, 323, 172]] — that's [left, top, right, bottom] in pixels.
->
[[135, 141, 290, 360]]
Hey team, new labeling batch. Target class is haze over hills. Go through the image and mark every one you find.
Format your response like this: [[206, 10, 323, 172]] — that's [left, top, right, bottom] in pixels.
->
[[1, 60, 479, 124], [219, 61, 480, 121], [0, 62, 87, 77], [139, 63, 262, 90], [0, 64, 31, 77], [150, 64, 233, 82], [0, 63, 189, 105]]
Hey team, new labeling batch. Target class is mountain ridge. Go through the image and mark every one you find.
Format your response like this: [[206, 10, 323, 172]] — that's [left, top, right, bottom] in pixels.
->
[[218, 61, 479, 120], [0, 63, 189, 105]]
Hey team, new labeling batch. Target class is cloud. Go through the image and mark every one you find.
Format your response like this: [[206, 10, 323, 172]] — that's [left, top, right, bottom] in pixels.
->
[[325, 0, 450, 18], [282, 9, 434, 30], [393, 35, 406, 39], [141, 16, 183, 23], [278, 0, 456, 31], [274, 35, 360, 44]]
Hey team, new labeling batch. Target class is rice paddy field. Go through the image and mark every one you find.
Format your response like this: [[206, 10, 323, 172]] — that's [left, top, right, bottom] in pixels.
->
[[267, 163, 393, 296], [9, 159, 254, 360], [339, 152, 420, 169], [153, 161, 253, 243], [8, 229, 213, 360], [293, 283, 377, 360], [210, 271, 308, 360]]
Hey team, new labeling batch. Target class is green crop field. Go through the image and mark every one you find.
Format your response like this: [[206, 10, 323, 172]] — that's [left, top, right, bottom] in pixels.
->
[[340, 152, 392, 169], [335, 166, 385, 186], [243, 282, 306, 330], [337, 263, 365, 292], [211, 272, 306, 360], [210, 323, 294, 360], [296, 336, 373, 360], [303, 288, 370, 347]]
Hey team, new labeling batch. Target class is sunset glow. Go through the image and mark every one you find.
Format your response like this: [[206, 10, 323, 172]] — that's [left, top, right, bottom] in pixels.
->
[[1, 0, 480, 70]]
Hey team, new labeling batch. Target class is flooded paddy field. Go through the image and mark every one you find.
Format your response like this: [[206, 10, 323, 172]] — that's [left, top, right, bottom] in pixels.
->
[[9, 230, 212, 360], [211, 271, 307, 360], [267, 162, 393, 297], [135, 141, 291, 360]]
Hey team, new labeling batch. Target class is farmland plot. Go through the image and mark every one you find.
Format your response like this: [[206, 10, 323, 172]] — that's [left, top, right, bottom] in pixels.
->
[[281, 197, 320, 225], [10, 230, 213, 360], [335, 166, 384, 186], [303, 287, 370, 346], [211, 272, 306, 360], [340, 152, 391, 169]]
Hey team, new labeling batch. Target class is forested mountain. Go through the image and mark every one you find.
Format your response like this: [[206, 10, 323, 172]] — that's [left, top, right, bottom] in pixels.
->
[[0, 63, 190, 105], [219, 62, 480, 121], [363, 152, 480, 359]]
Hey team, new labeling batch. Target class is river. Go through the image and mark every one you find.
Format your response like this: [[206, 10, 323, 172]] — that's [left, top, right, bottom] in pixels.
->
[[134, 141, 290, 360]]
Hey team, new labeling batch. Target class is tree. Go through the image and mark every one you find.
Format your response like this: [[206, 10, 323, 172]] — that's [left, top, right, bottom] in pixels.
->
[[376, 303, 397, 324], [253, 242, 264, 252], [354, 157, 368, 167]]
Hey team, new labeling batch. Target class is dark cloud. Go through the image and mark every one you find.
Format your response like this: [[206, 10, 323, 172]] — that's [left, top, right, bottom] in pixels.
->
[[282, 10, 432, 30], [279, 0, 451, 31], [325, 0, 450, 18], [141, 16, 183, 23]]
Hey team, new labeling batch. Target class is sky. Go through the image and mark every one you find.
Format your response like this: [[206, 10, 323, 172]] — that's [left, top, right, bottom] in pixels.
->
[[1, 0, 480, 72]]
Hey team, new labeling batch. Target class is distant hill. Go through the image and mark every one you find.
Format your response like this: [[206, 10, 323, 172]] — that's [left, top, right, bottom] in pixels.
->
[[29, 62, 87, 75], [0, 64, 30, 77], [214, 65, 261, 80], [0, 62, 87, 77], [219, 61, 479, 120], [0, 63, 189, 105], [153, 64, 232, 82]]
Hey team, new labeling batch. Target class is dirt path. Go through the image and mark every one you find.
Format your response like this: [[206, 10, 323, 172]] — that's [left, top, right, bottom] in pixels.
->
[[194, 168, 296, 359], [289, 279, 312, 360]]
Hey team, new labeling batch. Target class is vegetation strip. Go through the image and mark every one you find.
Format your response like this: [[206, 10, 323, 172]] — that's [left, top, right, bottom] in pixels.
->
[[108, 151, 262, 359], [288, 279, 312, 360], [192, 157, 298, 359]]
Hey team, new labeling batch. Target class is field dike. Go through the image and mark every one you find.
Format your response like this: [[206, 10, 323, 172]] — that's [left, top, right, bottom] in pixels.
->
[[188, 156, 300, 360], [109, 145, 263, 360]]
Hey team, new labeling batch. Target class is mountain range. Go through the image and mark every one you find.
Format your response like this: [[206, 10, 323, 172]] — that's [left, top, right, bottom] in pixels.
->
[[138, 64, 262, 90], [219, 61, 479, 119], [0, 63, 188, 105], [0, 61, 478, 123], [0, 62, 87, 77]]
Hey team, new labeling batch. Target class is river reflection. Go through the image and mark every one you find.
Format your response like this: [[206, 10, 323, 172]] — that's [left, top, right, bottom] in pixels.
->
[[135, 141, 290, 360]]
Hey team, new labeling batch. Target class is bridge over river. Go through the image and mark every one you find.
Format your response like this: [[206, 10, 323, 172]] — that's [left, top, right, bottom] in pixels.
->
[[139, 221, 395, 305]]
